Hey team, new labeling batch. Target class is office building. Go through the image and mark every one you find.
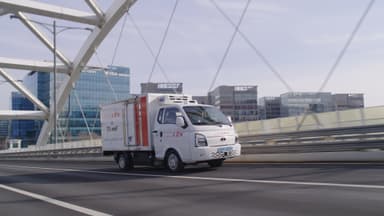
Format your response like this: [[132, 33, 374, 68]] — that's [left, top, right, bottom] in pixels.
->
[[10, 92, 37, 147], [23, 71, 50, 107], [280, 92, 334, 117], [141, 82, 183, 94], [10, 71, 50, 146], [0, 120, 9, 150], [333, 93, 364, 110], [57, 65, 131, 142], [11, 65, 131, 145], [259, 97, 281, 119], [192, 96, 209, 105], [208, 85, 258, 122]]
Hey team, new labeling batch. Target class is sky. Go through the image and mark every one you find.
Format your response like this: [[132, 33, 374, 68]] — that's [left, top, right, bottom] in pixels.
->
[[0, 0, 383, 110]]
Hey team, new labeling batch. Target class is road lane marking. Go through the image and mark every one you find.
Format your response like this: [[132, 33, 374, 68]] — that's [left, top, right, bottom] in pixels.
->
[[2, 164, 384, 190], [227, 162, 384, 165], [0, 184, 112, 216]]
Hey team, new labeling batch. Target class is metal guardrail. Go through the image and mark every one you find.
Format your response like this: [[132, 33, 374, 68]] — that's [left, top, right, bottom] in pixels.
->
[[0, 147, 103, 158], [0, 139, 103, 159], [241, 124, 384, 154], [235, 106, 384, 136], [1, 105, 384, 159], [1, 124, 384, 159]]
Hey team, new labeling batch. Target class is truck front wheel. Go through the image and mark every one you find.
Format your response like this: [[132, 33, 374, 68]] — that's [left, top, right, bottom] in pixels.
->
[[117, 152, 133, 170], [165, 151, 184, 172]]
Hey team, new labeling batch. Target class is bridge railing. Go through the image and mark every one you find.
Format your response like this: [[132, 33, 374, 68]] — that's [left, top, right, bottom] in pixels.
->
[[1, 106, 384, 158], [235, 106, 384, 154], [0, 139, 102, 158], [235, 106, 384, 136]]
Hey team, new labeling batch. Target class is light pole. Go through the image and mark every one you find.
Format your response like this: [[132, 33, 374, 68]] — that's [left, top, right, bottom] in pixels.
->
[[53, 20, 57, 146]]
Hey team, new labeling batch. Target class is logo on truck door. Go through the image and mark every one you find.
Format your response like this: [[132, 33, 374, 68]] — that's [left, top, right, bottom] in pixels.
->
[[107, 121, 118, 132], [172, 131, 183, 137], [164, 131, 183, 137], [111, 112, 120, 118]]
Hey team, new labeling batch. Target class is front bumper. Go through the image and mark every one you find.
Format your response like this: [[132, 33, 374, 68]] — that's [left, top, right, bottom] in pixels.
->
[[191, 143, 241, 163]]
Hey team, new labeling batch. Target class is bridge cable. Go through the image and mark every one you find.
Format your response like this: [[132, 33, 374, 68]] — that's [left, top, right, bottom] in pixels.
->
[[128, 14, 171, 83], [208, 0, 252, 92], [90, 109, 100, 134], [93, 50, 118, 139], [210, 0, 293, 92], [147, 0, 180, 84], [73, 90, 93, 142], [128, 14, 178, 94], [90, 50, 119, 142], [94, 50, 118, 101], [111, 12, 129, 66], [318, 0, 375, 92], [92, 11, 130, 133], [297, 0, 375, 130]]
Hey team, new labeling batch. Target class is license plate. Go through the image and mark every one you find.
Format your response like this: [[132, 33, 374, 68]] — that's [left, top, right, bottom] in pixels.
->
[[218, 146, 232, 153]]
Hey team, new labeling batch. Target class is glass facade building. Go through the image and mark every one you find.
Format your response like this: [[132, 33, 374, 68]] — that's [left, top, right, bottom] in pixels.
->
[[192, 96, 209, 105], [141, 82, 183, 94], [259, 93, 365, 119], [0, 120, 9, 149], [332, 93, 364, 110], [58, 66, 131, 142], [280, 92, 334, 117], [10, 92, 37, 147], [259, 97, 281, 119], [11, 65, 130, 146], [208, 85, 258, 122], [0, 120, 9, 139], [23, 71, 50, 107]]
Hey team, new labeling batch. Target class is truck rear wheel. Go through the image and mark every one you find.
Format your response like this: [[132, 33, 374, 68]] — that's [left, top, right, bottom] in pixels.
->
[[165, 151, 184, 172], [208, 159, 224, 168], [117, 152, 133, 170]]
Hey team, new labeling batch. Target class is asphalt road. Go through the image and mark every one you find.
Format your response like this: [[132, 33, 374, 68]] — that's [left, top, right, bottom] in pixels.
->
[[0, 161, 384, 216]]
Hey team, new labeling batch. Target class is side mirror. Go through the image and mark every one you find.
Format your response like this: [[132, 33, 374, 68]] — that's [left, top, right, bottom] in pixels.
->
[[227, 116, 232, 123], [176, 116, 186, 128]]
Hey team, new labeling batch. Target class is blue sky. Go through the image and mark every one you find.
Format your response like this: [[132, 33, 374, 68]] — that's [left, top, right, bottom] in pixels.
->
[[0, 0, 383, 109]]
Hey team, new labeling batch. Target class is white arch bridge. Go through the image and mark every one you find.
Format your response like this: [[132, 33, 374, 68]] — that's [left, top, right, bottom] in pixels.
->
[[0, 0, 136, 146]]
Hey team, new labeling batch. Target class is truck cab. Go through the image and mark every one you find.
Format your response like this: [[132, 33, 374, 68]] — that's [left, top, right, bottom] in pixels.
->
[[101, 94, 241, 172], [153, 103, 240, 171]]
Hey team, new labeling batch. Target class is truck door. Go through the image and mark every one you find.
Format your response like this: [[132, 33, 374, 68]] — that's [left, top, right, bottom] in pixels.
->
[[153, 107, 190, 162], [153, 108, 165, 158]]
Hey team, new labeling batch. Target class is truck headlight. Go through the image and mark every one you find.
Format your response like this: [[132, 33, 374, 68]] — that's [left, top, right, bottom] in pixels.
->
[[195, 133, 208, 147]]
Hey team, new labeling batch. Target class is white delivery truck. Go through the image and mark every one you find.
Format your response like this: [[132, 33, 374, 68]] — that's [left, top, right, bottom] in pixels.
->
[[101, 94, 241, 172]]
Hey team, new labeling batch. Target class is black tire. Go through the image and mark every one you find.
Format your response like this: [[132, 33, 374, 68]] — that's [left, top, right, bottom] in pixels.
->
[[208, 159, 224, 168], [117, 152, 133, 170], [113, 153, 119, 163], [165, 150, 184, 172]]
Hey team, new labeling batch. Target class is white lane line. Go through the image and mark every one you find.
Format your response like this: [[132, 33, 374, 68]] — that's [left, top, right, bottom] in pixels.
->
[[2, 164, 384, 190], [227, 162, 384, 165], [0, 184, 112, 216]]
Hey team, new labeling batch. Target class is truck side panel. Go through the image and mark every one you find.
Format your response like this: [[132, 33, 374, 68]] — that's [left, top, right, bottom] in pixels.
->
[[126, 103, 136, 145], [134, 100, 141, 145], [102, 99, 153, 152], [133, 96, 149, 147], [101, 103, 128, 151], [140, 96, 149, 147]]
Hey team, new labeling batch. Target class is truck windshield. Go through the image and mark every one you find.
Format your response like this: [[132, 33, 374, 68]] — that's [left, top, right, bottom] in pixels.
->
[[183, 106, 231, 126]]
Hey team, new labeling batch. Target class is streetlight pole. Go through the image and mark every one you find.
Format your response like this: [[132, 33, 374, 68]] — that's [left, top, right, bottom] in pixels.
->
[[53, 20, 57, 146]]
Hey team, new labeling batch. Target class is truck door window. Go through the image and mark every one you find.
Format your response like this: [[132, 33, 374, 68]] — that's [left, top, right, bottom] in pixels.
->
[[157, 108, 164, 124], [164, 107, 178, 124]]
